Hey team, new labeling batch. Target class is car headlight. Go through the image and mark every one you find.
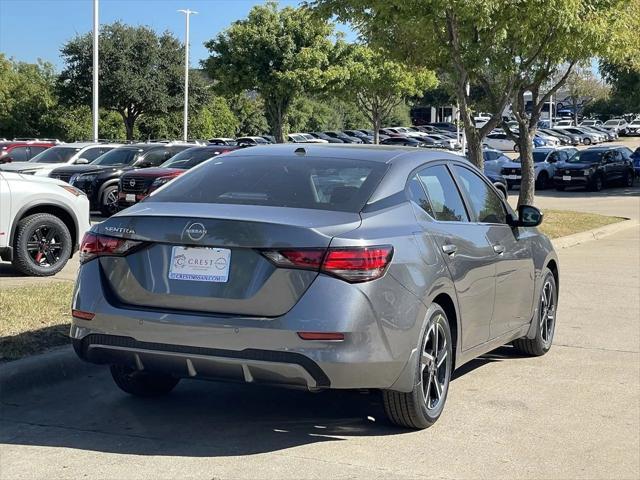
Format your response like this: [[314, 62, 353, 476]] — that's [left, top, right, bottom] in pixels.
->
[[72, 174, 97, 184], [151, 176, 174, 188]]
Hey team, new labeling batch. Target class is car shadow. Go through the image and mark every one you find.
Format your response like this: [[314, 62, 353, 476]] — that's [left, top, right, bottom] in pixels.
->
[[0, 345, 525, 458]]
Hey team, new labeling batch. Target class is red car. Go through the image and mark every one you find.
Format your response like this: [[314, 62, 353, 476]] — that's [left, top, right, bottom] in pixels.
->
[[118, 145, 237, 208], [0, 141, 57, 164]]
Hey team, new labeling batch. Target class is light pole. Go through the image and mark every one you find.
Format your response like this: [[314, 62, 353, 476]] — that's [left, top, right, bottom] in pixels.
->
[[178, 9, 197, 142], [92, 0, 99, 142]]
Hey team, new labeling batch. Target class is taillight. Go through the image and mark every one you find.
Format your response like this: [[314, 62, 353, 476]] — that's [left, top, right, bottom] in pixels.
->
[[261, 245, 393, 283], [322, 247, 393, 282], [79, 232, 142, 264]]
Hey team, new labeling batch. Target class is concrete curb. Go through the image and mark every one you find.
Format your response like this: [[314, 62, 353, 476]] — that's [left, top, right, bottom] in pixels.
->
[[0, 344, 97, 395], [551, 218, 639, 249]]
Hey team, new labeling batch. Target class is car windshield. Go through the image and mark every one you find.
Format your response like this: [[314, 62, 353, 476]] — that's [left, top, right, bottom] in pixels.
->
[[29, 146, 80, 164], [160, 148, 223, 169], [604, 120, 619, 126], [147, 155, 388, 213], [92, 148, 140, 166], [533, 151, 549, 163], [567, 150, 604, 164]]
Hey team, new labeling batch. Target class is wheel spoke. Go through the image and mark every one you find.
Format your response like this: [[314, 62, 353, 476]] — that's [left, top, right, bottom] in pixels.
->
[[432, 374, 442, 400], [34, 229, 44, 242], [45, 227, 56, 242], [44, 250, 57, 265], [26, 242, 40, 251], [424, 372, 433, 405], [437, 349, 448, 368]]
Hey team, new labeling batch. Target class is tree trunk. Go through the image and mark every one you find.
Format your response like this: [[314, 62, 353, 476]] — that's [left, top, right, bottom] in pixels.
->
[[466, 130, 484, 171], [373, 114, 381, 144], [125, 116, 135, 141], [573, 97, 579, 126], [517, 126, 535, 206], [264, 97, 286, 143]]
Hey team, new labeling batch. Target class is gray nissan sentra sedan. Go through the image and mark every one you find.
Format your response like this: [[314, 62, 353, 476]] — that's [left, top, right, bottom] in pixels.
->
[[71, 144, 559, 429]]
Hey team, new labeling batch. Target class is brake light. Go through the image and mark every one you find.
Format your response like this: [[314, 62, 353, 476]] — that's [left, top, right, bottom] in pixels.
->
[[72, 309, 95, 321], [261, 245, 393, 283], [79, 232, 142, 264]]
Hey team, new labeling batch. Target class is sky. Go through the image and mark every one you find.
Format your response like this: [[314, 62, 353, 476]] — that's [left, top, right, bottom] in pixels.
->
[[0, 0, 351, 70]]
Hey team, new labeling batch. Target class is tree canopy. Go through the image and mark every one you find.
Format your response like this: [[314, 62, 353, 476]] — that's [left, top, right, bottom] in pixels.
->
[[337, 45, 437, 143], [204, 2, 342, 142], [58, 22, 208, 140]]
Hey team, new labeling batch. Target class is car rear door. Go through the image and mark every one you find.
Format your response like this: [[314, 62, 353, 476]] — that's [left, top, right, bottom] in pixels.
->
[[450, 164, 534, 338], [411, 164, 495, 350]]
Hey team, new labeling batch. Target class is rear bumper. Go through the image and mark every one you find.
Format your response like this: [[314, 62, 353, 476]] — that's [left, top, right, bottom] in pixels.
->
[[72, 333, 330, 389], [70, 260, 425, 393]]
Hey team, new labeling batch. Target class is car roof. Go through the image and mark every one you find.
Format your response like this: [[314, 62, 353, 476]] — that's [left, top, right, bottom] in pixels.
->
[[586, 145, 627, 151]]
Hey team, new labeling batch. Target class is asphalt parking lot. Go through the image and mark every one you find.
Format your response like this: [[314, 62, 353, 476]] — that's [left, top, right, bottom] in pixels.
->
[[1, 184, 639, 479]]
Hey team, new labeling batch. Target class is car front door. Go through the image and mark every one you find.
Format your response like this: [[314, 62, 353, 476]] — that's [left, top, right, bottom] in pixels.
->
[[451, 164, 535, 338], [411, 164, 496, 350]]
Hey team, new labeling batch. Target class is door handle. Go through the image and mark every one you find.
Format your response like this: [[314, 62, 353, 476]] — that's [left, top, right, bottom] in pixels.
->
[[493, 244, 505, 254], [442, 244, 457, 255]]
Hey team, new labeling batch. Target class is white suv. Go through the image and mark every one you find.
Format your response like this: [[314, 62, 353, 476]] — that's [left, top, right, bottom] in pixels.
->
[[0, 171, 90, 276], [0, 143, 119, 176]]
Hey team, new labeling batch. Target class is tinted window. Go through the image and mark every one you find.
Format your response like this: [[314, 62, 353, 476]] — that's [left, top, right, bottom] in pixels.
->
[[148, 155, 388, 213], [93, 148, 140, 166], [453, 166, 507, 224], [161, 147, 227, 169], [30, 146, 80, 163], [79, 147, 107, 162], [567, 151, 604, 164], [29, 146, 48, 157], [8, 146, 28, 162], [533, 151, 548, 163], [416, 165, 468, 222], [140, 149, 169, 166], [407, 175, 434, 217]]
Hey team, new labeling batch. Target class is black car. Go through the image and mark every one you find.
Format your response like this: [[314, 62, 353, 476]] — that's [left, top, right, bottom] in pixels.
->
[[309, 132, 344, 143], [322, 131, 363, 144], [343, 130, 375, 143], [553, 145, 636, 191], [49, 143, 193, 216], [428, 122, 458, 133], [381, 136, 442, 148]]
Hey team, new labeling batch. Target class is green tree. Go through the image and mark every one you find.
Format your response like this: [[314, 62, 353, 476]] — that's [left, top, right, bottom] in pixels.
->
[[227, 94, 269, 136], [338, 46, 436, 143], [600, 61, 640, 114], [204, 2, 341, 142], [313, 0, 640, 205], [59, 22, 206, 140], [0, 55, 57, 139], [561, 67, 610, 125]]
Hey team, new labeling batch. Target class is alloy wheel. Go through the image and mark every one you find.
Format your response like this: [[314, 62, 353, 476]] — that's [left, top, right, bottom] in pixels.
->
[[104, 189, 119, 214], [26, 224, 63, 268], [420, 317, 451, 411], [539, 280, 556, 346]]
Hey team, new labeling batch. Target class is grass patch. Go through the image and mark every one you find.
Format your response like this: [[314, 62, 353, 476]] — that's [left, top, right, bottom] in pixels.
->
[[0, 282, 73, 361], [539, 209, 624, 239]]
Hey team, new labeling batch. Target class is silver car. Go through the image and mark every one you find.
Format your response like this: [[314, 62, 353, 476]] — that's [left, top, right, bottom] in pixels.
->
[[71, 145, 559, 429]]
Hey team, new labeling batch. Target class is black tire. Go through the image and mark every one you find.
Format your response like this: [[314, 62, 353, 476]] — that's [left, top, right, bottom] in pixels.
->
[[513, 268, 557, 356], [583, 137, 592, 145], [536, 171, 549, 190], [555, 185, 565, 191], [110, 365, 180, 397], [589, 174, 603, 192], [513, 144, 520, 153], [100, 185, 119, 217], [623, 171, 634, 187], [11, 213, 72, 276], [382, 303, 453, 429]]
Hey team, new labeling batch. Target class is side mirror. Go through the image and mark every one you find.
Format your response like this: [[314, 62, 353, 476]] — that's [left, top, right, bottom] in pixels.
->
[[516, 205, 543, 227], [75, 158, 89, 164]]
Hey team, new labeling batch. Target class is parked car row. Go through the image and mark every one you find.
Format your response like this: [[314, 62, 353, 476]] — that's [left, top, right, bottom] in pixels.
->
[[494, 145, 636, 192]]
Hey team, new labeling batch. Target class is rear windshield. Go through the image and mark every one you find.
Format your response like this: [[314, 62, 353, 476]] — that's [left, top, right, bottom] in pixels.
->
[[160, 147, 225, 169], [29, 146, 80, 163], [148, 155, 388, 212]]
